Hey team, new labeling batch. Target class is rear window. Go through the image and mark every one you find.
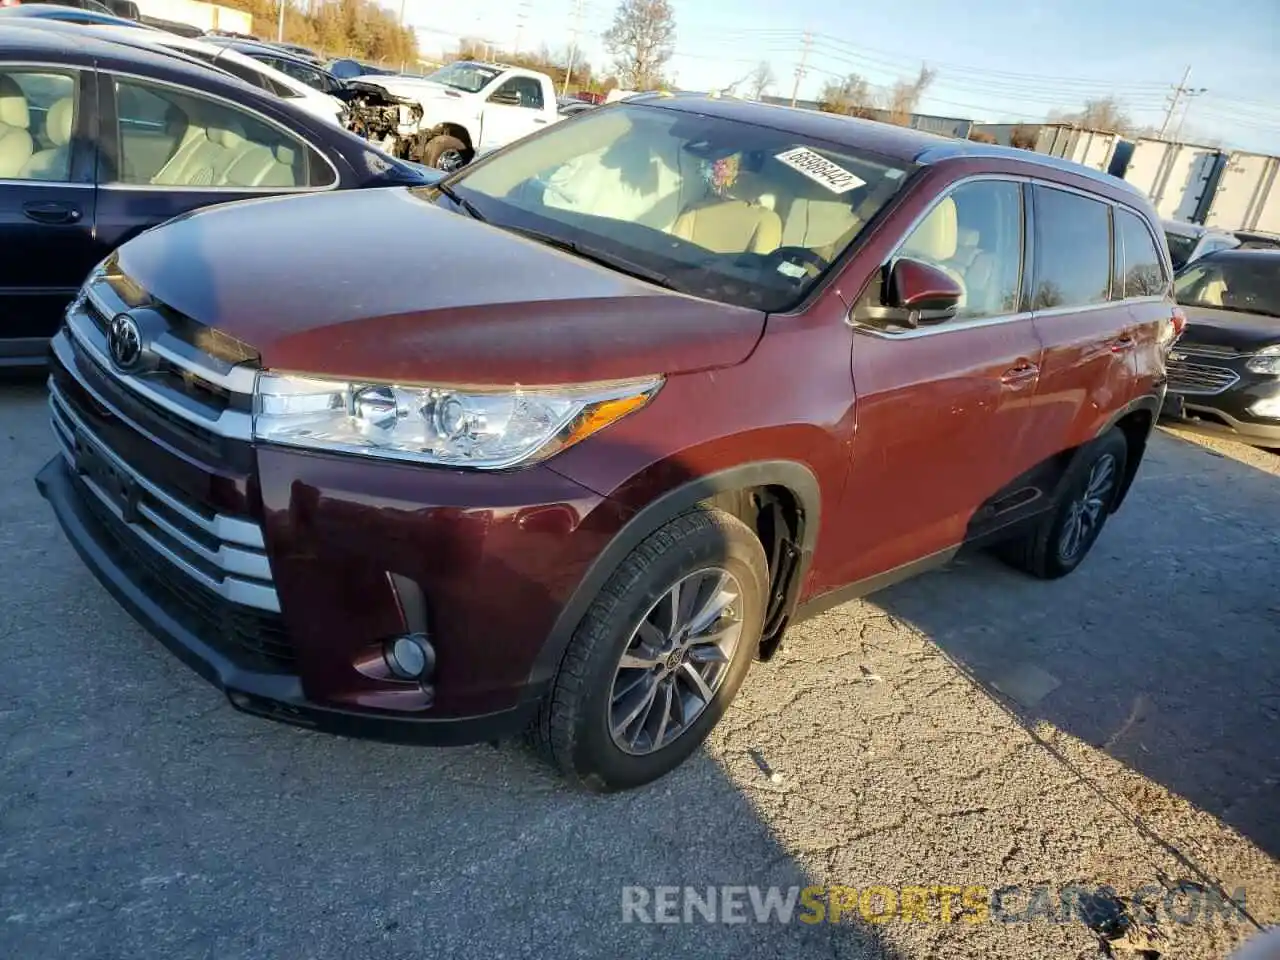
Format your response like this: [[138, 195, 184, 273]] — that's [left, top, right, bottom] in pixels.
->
[[1031, 185, 1112, 309], [448, 102, 912, 312]]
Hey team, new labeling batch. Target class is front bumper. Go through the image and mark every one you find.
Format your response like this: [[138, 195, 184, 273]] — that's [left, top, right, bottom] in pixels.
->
[[37, 454, 538, 745], [1160, 391, 1280, 446]]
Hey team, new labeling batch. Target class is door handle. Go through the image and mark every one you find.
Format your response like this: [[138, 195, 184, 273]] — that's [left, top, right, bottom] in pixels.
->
[[1000, 361, 1039, 385], [23, 201, 81, 225], [533, 118, 548, 124], [1110, 334, 1136, 352]]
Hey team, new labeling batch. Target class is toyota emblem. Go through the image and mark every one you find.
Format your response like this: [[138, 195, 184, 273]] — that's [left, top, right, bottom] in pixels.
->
[[107, 313, 144, 371]]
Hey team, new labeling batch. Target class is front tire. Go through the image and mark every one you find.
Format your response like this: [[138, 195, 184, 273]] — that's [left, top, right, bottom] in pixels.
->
[[533, 508, 769, 792], [998, 429, 1128, 580], [419, 134, 471, 171]]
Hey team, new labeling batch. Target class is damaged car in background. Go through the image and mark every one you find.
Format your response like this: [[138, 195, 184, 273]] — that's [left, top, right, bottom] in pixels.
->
[[342, 79, 427, 160]]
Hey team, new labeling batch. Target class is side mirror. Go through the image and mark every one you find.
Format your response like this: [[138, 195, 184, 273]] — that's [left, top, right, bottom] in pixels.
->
[[488, 89, 521, 106], [848, 257, 963, 331]]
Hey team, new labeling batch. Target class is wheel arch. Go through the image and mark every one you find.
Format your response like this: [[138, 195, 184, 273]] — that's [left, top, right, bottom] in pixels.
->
[[524, 460, 821, 697], [1094, 393, 1161, 511]]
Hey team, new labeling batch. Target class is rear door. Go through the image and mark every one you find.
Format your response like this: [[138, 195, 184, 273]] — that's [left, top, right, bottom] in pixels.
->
[[0, 64, 98, 363], [1114, 204, 1176, 404], [1027, 183, 1134, 458], [92, 72, 339, 256], [836, 176, 1045, 583]]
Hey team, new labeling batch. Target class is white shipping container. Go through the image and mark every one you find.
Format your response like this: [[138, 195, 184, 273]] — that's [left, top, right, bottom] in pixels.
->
[[1065, 129, 1119, 172], [1120, 140, 1223, 222], [1203, 152, 1280, 232], [134, 0, 252, 33]]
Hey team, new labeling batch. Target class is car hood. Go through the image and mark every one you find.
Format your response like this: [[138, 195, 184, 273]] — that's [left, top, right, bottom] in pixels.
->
[[112, 188, 766, 385], [358, 76, 458, 101], [1178, 305, 1280, 351]]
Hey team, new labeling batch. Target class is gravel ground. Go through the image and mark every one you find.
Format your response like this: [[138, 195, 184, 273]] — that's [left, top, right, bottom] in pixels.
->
[[2, 376, 1277, 960]]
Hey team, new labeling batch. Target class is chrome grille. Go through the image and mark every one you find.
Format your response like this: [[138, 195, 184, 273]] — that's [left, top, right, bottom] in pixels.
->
[[1166, 357, 1240, 395], [65, 266, 256, 440], [1173, 341, 1243, 359], [48, 376, 279, 613]]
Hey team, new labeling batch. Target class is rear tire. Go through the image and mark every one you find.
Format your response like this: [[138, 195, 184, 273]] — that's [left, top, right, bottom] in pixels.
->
[[997, 430, 1128, 580], [532, 508, 768, 792], [419, 134, 471, 171]]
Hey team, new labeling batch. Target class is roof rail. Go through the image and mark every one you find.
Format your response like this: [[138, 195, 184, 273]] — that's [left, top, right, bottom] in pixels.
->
[[915, 142, 1146, 197]]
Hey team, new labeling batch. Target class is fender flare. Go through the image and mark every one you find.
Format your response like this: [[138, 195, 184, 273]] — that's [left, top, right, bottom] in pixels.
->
[[522, 460, 822, 696], [1054, 392, 1163, 510]]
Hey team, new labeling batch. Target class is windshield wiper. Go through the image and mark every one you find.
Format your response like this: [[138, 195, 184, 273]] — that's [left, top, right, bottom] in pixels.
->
[[436, 183, 486, 222], [505, 226, 681, 291]]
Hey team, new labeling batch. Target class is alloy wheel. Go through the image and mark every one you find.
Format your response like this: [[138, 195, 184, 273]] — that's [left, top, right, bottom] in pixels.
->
[[1057, 453, 1117, 562], [608, 567, 744, 756], [437, 150, 465, 172]]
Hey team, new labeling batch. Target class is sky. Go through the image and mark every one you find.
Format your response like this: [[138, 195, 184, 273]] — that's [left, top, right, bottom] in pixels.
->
[[397, 0, 1280, 154]]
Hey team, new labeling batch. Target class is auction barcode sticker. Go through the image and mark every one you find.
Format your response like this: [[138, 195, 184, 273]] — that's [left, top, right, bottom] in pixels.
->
[[775, 147, 866, 194]]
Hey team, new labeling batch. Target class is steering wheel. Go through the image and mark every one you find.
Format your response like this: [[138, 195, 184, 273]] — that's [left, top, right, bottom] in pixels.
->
[[762, 246, 831, 279]]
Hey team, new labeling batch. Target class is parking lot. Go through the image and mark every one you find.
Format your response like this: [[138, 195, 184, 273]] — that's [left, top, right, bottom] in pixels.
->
[[1, 375, 1277, 959]]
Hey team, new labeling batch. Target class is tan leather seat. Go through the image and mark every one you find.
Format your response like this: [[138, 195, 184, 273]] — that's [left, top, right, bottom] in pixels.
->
[[0, 75, 35, 179], [672, 198, 782, 255], [899, 197, 968, 307], [21, 96, 73, 180]]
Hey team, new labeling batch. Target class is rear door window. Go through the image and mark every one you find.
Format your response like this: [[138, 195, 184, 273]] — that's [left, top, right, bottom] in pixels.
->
[[1115, 207, 1168, 298], [1031, 185, 1112, 309]]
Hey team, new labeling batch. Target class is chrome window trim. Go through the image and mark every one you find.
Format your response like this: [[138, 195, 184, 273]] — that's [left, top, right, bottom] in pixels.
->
[[48, 375, 279, 612], [103, 68, 341, 192], [849, 173, 1171, 340], [63, 299, 254, 441]]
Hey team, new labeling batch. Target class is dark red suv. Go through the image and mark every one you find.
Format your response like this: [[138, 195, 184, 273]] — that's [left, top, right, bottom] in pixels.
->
[[36, 95, 1181, 790]]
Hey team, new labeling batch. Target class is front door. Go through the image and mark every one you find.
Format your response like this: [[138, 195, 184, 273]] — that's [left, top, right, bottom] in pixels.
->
[[91, 72, 337, 261], [0, 65, 99, 363], [478, 76, 548, 153], [835, 177, 1043, 585]]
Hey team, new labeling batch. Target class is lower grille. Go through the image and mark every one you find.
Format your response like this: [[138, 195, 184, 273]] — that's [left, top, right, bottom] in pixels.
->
[[1166, 358, 1239, 395], [72, 470, 296, 671]]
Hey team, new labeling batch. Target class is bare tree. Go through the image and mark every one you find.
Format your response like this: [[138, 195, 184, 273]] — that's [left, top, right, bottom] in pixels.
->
[[1009, 125, 1038, 149], [968, 130, 997, 143], [819, 73, 874, 117], [886, 64, 936, 126], [746, 61, 775, 100], [1049, 96, 1132, 134], [603, 0, 675, 90]]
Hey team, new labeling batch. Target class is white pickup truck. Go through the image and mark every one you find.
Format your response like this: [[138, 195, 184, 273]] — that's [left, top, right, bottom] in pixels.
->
[[346, 61, 562, 171]]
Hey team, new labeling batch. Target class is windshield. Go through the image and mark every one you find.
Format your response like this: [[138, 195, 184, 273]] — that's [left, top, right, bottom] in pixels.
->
[[1165, 231, 1198, 270], [444, 102, 912, 311], [1174, 254, 1280, 317], [425, 62, 502, 93]]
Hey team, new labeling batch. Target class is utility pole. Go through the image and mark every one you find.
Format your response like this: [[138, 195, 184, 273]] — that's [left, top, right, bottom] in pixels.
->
[[1158, 65, 1192, 140], [514, 0, 530, 54], [1173, 86, 1207, 141], [276, 0, 285, 42], [561, 0, 585, 97], [790, 31, 811, 108]]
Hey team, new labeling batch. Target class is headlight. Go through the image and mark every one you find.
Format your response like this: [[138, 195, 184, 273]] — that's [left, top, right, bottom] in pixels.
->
[[253, 373, 663, 469], [1245, 344, 1280, 375]]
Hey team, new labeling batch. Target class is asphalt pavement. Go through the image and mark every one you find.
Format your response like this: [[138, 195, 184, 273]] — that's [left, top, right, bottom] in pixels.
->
[[2, 376, 1277, 959]]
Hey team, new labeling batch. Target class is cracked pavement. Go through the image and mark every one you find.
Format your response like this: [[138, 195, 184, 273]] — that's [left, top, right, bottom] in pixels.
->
[[2, 377, 1278, 959]]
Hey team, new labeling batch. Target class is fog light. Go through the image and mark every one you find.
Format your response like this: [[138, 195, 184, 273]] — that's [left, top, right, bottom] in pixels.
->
[[1248, 396, 1280, 419], [385, 633, 435, 680]]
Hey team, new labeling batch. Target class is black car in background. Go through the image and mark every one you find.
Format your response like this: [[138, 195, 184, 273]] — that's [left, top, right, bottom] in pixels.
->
[[0, 23, 430, 367], [0, 4, 149, 26], [325, 57, 394, 81], [201, 36, 348, 100], [1161, 248, 1280, 448]]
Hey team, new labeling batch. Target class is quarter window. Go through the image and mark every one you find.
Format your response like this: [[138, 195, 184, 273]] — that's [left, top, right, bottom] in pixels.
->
[[110, 78, 334, 189], [1115, 208, 1167, 298], [1031, 185, 1112, 309], [896, 179, 1024, 320], [0, 69, 79, 182]]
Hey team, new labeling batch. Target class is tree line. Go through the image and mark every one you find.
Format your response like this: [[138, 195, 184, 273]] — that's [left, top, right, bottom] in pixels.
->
[[219, 0, 418, 64]]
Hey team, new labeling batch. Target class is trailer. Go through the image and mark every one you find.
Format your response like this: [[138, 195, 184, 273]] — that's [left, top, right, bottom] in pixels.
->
[[1109, 139, 1227, 223], [1201, 151, 1280, 233], [968, 122, 1120, 172]]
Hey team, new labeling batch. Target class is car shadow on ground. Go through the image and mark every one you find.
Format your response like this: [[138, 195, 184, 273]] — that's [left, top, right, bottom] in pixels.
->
[[867, 429, 1280, 864], [1, 378, 910, 960]]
